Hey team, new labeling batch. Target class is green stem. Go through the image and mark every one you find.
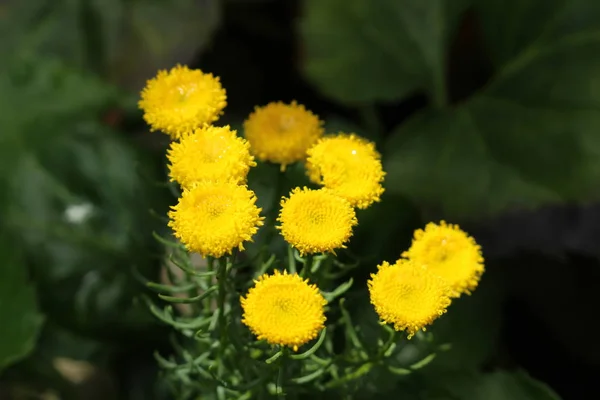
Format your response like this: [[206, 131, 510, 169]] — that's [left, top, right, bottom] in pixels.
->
[[264, 164, 286, 253], [217, 257, 228, 341], [287, 245, 297, 274], [205, 257, 215, 313], [431, 67, 447, 109], [276, 348, 288, 399], [216, 256, 230, 393], [300, 254, 314, 279]]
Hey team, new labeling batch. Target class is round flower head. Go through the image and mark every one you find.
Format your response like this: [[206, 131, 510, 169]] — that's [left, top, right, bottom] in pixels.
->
[[139, 65, 227, 139], [167, 125, 255, 188], [368, 259, 451, 338], [168, 182, 264, 258], [241, 270, 326, 351], [306, 133, 385, 209], [277, 187, 357, 255], [402, 221, 484, 298], [243, 101, 324, 169]]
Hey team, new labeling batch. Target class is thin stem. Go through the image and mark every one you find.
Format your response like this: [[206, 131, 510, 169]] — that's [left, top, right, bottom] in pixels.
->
[[287, 245, 297, 274], [216, 256, 230, 395], [264, 164, 286, 252], [276, 347, 288, 399], [204, 257, 215, 313], [217, 257, 229, 343], [300, 254, 314, 279]]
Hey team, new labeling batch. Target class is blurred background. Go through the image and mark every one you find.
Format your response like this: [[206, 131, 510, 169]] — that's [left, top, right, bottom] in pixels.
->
[[1, 0, 600, 399]]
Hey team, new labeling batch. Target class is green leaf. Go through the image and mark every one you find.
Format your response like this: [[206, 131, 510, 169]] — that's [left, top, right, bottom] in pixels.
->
[[385, 1, 600, 217], [1, 0, 222, 89], [475, 0, 600, 67], [300, 0, 468, 105], [428, 264, 504, 370], [0, 240, 44, 370], [0, 55, 169, 339], [426, 370, 561, 400]]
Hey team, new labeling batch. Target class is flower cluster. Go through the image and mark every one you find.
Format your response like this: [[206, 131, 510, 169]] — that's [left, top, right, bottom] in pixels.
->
[[140, 64, 485, 360], [139, 65, 263, 258], [369, 221, 484, 337]]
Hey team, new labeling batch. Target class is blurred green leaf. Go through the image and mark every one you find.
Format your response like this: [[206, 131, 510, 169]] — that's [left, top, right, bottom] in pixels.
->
[[385, 0, 600, 218], [1, 0, 222, 90], [0, 241, 44, 371], [300, 0, 468, 105], [424, 370, 561, 400], [428, 264, 504, 370], [0, 54, 168, 339]]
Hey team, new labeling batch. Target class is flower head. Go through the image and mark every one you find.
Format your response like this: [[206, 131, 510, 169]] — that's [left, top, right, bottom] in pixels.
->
[[241, 270, 326, 351], [402, 221, 484, 297], [277, 187, 357, 255], [167, 125, 255, 187], [306, 134, 385, 209], [368, 259, 451, 338], [243, 101, 323, 169], [168, 182, 264, 258], [139, 65, 227, 139]]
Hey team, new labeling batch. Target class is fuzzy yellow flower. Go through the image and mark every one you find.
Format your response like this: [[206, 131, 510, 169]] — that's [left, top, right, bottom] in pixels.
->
[[241, 270, 326, 351], [306, 134, 385, 209], [277, 187, 357, 255], [402, 221, 484, 298], [243, 101, 323, 169], [167, 125, 255, 188], [368, 259, 451, 338], [168, 182, 264, 258], [139, 65, 227, 139]]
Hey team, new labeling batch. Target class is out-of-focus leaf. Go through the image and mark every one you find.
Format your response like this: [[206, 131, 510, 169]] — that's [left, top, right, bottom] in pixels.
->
[[299, 0, 469, 105], [100, 0, 222, 89], [0, 55, 168, 339], [385, 0, 600, 218], [423, 370, 561, 400], [0, 0, 222, 90], [0, 240, 44, 371], [428, 263, 504, 370]]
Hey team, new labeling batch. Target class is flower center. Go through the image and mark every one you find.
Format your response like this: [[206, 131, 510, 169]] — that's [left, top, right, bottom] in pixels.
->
[[279, 114, 296, 131]]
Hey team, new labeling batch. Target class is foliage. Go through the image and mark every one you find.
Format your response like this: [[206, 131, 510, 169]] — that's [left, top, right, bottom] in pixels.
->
[[1, 0, 597, 398], [302, 0, 600, 219]]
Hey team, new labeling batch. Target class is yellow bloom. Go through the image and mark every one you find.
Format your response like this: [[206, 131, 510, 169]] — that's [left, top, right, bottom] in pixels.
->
[[243, 101, 323, 169], [277, 187, 357, 255], [306, 134, 385, 209], [139, 65, 227, 139], [368, 259, 451, 338], [402, 221, 484, 298], [167, 125, 255, 188], [168, 182, 264, 258], [241, 270, 326, 351]]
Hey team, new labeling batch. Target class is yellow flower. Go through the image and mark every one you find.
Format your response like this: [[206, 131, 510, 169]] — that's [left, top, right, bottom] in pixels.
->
[[277, 187, 357, 255], [241, 270, 326, 351], [139, 65, 227, 139], [168, 182, 264, 258], [305, 134, 385, 209], [167, 125, 255, 188], [368, 259, 451, 338], [402, 221, 485, 298], [243, 101, 323, 169]]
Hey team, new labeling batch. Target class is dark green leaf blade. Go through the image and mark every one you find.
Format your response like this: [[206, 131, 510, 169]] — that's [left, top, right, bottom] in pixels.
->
[[299, 0, 468, 105], [0, 241, 44, 370]]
